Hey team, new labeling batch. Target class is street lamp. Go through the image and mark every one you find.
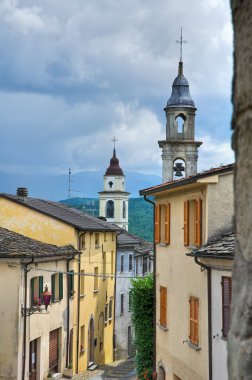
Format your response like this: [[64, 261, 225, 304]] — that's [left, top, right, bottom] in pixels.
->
[[22, 285, 53, 316]]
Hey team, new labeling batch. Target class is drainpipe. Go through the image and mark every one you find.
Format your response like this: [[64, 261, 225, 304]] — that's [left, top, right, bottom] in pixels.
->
[[22, 258, 34, 380], [76, 232, 85, 373], [143, 195, 156, 372], [194, 256, 212, 380], [66, 254, 75, 368]]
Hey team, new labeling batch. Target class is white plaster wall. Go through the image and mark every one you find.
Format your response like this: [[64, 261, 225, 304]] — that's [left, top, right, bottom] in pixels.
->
[[211, 270, 231, 380], [103, 175, 125, 192], [99, 194, 129, 230]]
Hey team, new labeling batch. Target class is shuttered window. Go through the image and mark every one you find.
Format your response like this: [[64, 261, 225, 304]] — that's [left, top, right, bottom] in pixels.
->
[[189, 296, 199, 345], [155, 205, 161, 244], [222, 276, 232, 338], [184, 201, 189, 246], [195, 199, 202, 247], [164, 203, 171, 245], [51, 273, 63, 302], [49, 329, 59, 372], [160, 286, 167, 328], [30, 276, 43, 306]]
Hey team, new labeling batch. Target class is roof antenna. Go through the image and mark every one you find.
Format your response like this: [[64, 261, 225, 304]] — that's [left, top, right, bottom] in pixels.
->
[[68, 168, 72, 200], [176, 27, 187, 62]]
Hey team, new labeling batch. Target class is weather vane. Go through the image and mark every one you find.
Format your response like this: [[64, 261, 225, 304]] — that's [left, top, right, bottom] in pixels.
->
[[111, 136, 118, 149], [176, 27, 187, 62]]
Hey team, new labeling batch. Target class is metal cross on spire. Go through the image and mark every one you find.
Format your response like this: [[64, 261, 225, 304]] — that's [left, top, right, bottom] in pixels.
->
[[176, 27, 187, 62], [111, 136, 118, 149]]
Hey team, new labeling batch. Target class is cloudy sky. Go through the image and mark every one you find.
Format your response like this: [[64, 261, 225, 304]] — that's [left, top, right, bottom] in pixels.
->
[[0, 0, 234, 180]]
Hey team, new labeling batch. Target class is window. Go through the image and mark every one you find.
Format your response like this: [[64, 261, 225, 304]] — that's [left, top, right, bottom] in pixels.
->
[[176, 113, 186, 134], [123, 201, 126, 219], [120, 255, 124, 273], [129, 254, 133, 271], [95, 233, 100, 247], [128, 291, 132, 312], [155, 203, 170, 245], [120, 293, 124, 315], [143, 256, 148, 275], [30, 276, 43, 306], [222, 276, 232, 338], [68, 270, 74, 298], [108, 181, 113, 189], [189, 296, 199, 345], [94, 267, 99, 291], [184, 199, 202, 247], [80, 235, 85, 250], [103, 252, 106, 279], [160, 286, 167, 328], [80, 325, 85, 354], [51, 273, 63, 302], [105, 304, 108, 323], [135, 257, 139, 275], [80, 270, 85, 296], [109, 298, 113, 320], [106, 200, 114, 218]]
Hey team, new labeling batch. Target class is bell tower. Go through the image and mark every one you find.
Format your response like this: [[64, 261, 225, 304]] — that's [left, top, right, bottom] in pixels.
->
[[99, 139, 130, 230], [159, 30, 202, 182]]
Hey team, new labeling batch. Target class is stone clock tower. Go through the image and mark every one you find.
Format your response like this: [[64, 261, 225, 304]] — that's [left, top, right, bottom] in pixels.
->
[[99, 147, 130, 230], [159, 60, 202, 182]]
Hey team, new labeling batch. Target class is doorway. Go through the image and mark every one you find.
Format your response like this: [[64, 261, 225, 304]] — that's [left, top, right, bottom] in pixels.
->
[[29, 339, 38, 380], [49, 329, 59, 373], [88, 317, 95, 365]]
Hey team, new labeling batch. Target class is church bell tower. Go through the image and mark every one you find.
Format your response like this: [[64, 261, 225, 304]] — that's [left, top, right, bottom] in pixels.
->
[[159, 31, 202, 182], [99, 140, 130, 230]]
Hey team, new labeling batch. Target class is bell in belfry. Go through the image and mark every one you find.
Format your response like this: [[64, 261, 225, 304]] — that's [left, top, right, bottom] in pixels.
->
[[173, 162, 185, 177]]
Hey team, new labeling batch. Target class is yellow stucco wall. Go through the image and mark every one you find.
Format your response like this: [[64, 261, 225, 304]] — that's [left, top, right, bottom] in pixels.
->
[[155, 187, 209, 380], [0, 197, 116, 375]]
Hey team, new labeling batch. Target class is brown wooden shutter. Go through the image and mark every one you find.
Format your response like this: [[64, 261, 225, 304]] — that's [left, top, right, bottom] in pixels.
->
[[222, 277, 232, 338], [155, 205, 161, 244], [184, 201, 189, 246], [189, 297, 199, 345], [49, 329, 59, 372], [164, 203, 171, 245], [160, 286, 167, 327], [195, 199, 202, 247]]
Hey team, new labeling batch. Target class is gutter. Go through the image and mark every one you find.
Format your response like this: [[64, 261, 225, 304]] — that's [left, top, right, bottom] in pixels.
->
[[143, 195, 156, 372], [22, 258, 34, 380], [66, 253, 75, 368], [76, 232, 85, 373], [114, 229, 123, 361], [194, 256, 212, 380]]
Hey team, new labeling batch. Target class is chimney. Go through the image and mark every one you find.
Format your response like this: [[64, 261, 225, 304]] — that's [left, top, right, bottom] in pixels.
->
[[16, 187, 28, 202]]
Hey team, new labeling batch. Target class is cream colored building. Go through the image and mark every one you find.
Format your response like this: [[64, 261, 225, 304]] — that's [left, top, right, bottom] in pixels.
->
[[0, 189, 120, 376], [0, 227, 78, 380], [140, 164, 234, 380]]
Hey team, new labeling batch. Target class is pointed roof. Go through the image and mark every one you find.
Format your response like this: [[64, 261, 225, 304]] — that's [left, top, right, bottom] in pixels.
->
[[166, 61, 195, 108], [105, 148, 124, 176]]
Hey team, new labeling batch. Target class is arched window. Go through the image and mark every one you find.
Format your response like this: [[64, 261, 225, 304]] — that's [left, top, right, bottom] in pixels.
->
[[175, 113, 186, 134], [106, 200, 114, 218], [123, 201, 126, 219]]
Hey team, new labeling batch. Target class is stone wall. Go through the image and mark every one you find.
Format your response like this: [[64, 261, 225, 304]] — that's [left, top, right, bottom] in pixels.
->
[[228, 1, 252, 378]]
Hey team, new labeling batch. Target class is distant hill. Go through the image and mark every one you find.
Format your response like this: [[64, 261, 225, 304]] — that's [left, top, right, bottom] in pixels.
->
[[60, 197, 154, 242], [0, 170, 161, 201]]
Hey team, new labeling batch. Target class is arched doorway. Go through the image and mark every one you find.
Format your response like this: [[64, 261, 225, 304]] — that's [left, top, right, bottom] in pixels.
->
[[97, 312, 105, 364], [88, 317, 95, 365], [158, 366, 166, 380]]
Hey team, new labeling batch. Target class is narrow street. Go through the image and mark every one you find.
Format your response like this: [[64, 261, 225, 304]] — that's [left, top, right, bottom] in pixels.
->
[[71, 359, 137, 380]]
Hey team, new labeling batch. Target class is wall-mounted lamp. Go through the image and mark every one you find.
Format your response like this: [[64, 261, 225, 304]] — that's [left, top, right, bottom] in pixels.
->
[[22, 285, 53, 317]]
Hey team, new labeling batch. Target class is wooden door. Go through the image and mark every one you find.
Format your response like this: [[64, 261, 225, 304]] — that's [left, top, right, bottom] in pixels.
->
[[49, 329, 59, 372], [29, 339, 37, 380], [88, 318, 94, 364]]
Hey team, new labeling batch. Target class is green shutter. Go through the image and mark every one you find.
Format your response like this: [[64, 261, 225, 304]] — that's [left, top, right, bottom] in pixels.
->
[[59, 273, 63, 300], [51, 274, 55, 302], [30, 278, 34, 306], [39, 276, 43, 302]]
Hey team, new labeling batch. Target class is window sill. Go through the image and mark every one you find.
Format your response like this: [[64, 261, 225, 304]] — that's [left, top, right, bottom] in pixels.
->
[[79, 294, 85, 299], [187, 341, 201, 352], [157, 323, 168, 332], [105, 321, 108, 326], [93, 290, 99, 294], [158, 243, 168, 247], [108, 317, 112, 322]]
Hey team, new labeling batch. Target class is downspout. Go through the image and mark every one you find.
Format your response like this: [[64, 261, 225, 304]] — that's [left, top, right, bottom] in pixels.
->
[[66, 254, 75, 368], [22, 258, 34, 380], [194, 256, 212, 380], [76, 232, 86, 373], [114, 229, 123, 361], [143, 195, 156, 372]]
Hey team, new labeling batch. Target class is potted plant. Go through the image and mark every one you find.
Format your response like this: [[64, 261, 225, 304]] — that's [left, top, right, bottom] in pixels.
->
[[63, 363, 73, 378]]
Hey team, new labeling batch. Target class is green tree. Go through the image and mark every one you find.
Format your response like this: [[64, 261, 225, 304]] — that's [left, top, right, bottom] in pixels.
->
[[130, 274, 154, 380]]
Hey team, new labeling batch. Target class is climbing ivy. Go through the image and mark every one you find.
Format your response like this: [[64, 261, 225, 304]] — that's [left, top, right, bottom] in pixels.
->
[[130, 273, 154, 380]]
